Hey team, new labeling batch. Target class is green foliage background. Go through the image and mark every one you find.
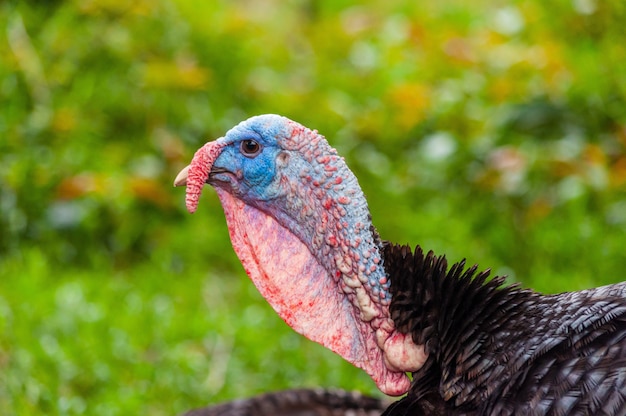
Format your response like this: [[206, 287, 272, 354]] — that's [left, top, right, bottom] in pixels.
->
[[1, 0, 626, 414]]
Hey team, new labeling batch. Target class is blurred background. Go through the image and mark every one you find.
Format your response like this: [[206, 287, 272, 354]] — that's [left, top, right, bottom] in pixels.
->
[[1, 0, 626, 414]]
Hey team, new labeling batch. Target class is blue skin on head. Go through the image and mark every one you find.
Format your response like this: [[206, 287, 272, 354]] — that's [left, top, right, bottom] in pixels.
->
[[211, 115, 292, 201], [210, 115, 321, 250]]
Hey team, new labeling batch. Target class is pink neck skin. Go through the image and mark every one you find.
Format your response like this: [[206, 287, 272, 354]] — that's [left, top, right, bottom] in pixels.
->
[[215, 188, 423, 395], [179, 130, 428, 396]]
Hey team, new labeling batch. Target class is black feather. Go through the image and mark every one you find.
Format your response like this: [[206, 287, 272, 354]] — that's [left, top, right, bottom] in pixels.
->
[[183, 388, 387, 416], [383, 243, 626, 415]]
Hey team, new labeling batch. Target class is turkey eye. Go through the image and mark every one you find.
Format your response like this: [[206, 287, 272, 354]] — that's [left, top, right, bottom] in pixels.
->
[[240, 139, 261, 157]]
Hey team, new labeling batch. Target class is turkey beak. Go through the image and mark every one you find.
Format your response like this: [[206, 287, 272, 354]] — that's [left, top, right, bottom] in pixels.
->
[[173, 165, 190, 187]]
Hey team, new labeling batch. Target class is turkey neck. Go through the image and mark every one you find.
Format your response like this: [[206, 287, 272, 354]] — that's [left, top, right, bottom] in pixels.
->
[[234, 127, 396, 326]]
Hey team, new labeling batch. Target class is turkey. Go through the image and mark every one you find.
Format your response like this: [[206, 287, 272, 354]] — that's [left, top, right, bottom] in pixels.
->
[[174, 114, 626, 415], [183, 388, 387, 416]]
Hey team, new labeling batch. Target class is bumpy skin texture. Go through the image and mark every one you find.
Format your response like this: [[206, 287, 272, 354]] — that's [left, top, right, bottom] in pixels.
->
[[183, 388, 387, 416], [382, 244, 626, 415], [177, 115, 626, 414], [179, 115, 423, 395]]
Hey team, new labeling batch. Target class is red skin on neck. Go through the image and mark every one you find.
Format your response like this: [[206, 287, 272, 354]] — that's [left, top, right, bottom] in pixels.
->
[[179, 117, 428, 396]]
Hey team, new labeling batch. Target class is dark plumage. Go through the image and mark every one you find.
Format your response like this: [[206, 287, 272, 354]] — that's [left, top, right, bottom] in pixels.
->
[[175, 115, 626, 415], [383, 243, 626, 415], [182, 389, 387, 416]]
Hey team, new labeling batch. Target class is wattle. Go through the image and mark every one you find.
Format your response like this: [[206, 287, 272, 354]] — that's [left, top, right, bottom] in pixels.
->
[[215, 187, 411, 395]]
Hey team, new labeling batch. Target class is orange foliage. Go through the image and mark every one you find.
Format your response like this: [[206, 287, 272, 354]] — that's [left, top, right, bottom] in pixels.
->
[[386, 82, 431, 131], [56, 174, 106, 200], [142, 58, 211, 90], [610, 157, 626, 188], [128, 177, 172, 208]]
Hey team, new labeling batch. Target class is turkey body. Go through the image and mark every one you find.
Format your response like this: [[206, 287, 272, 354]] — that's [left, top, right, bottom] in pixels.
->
[[183, 388, 387, 416], [175, 114, 626, 416], [382, 244, 626, 415]]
